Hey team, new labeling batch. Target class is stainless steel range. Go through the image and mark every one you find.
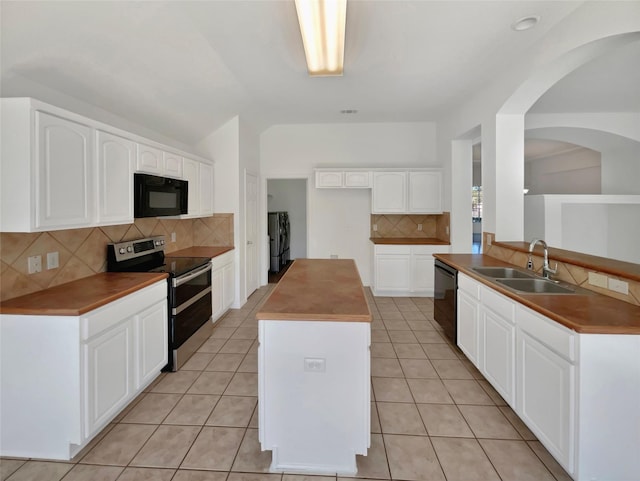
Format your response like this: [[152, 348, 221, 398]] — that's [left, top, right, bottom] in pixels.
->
[[107, 236, 213, 371]]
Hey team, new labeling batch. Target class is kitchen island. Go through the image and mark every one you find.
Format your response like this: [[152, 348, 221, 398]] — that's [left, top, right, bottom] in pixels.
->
[[256, 259, 371, 475]]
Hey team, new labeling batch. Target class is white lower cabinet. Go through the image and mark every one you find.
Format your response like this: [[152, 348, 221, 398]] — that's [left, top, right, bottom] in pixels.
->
[[84, 319, 135, 438], [211, 251, 235, 322], [372, 244, 449, 296], [0, 280, 167, 460], [456, 271, 640, 480]]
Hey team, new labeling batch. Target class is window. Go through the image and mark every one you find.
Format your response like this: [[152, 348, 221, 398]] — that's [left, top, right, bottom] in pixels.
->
[[472, 185, 482, 221]]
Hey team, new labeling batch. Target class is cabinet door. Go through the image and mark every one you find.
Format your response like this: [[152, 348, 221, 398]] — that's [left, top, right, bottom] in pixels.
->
[[96, 130, 133, 224], [211, 267, 224, 322], [183, 158, 200, 216], [199, 162, 214, 215], [136, 143, 164, 174], [482, 308, 515, 405], [222, 261, 235, 310], [411, 254, 434, 294], [372, 172, 407, 213], [316, 171, 343, 188], [408, 171, 442, 213], [136, 302, 168, 389], [84, 319, 134, 438], [344, 171, 371, 188], [163, 152, 183, 178], [36, 111, 93, 229], [517, 330, 574, 471], [457, 290, 480, 365], [375, 254, 410, 291]]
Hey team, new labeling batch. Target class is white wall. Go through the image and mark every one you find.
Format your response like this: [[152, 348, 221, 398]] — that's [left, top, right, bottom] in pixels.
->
[[525, 147, 601, 195], [267, 179, 307, 259], [260, 122, 438, 285]]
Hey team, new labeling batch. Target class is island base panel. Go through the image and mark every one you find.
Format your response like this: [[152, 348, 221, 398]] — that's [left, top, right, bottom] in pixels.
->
[[258, 319, 370, 475]]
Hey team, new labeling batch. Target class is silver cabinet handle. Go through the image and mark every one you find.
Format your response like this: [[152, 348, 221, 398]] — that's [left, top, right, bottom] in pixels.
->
[[247, 240, 253, 245]]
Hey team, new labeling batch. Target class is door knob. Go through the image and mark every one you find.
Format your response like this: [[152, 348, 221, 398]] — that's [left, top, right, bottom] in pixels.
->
[[247, 240, 253, 245]]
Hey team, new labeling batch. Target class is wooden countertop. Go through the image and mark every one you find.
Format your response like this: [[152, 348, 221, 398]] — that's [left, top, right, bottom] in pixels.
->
[[257, 259, 372, 322], [434, 254, 640, 335], [166, 246, 234, 258], [370, 237, 450, 245], [0, 272, 168, 316]]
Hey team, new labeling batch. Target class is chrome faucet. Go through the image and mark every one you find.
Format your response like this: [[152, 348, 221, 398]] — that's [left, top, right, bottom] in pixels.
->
[[528, 238, 557, 279]]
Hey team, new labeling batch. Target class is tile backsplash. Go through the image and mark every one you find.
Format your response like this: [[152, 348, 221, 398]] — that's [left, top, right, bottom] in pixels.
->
[[371, 213, 450, 242], [483, 232, 640, 306], [0, 214, 233, 302]]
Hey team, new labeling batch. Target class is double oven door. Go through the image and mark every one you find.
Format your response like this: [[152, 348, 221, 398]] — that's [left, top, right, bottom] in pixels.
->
[[169, 262, 213, 368]]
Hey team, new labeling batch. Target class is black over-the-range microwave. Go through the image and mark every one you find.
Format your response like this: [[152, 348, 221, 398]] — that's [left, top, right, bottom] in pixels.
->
[[134, 173, 188, 218]]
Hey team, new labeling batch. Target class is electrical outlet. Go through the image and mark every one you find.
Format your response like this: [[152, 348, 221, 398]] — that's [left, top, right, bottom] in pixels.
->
[[373, 224, 378, 232], [608, 278, 629, 295], [487, 234, 492, 246], [304, 357, 326, 372], [171, 232, 177, 242], [47, 252, 59, 270], [588, 272, 608, 288], [417, 223, 423, 231], [27, 255, 42, 274]]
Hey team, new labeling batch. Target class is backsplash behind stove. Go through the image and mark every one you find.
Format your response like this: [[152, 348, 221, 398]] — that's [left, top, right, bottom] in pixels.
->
[[0, 214, 233, 302]]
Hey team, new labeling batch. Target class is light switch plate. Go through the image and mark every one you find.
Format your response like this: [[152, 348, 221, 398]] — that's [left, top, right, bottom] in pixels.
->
[[171, 232, 177, 242], [608, 278, 629, 295], [47, 252, 59, 270], [304, 357, 326, 372], [588, 272, 608, 288]]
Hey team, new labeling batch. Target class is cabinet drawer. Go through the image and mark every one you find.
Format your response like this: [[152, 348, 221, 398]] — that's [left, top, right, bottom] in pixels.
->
[[516, 306, 576, 362], [81, 282, 167, 341], [458, 273, 480, 300], [482, 286, 515, 323], [375, 245, 411, 255], [211, 250, 234, 270]]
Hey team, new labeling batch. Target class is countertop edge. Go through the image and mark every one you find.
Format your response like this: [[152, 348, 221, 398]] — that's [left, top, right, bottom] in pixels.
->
[[433, 253, 640, 335], [0, 273, 169, 317]]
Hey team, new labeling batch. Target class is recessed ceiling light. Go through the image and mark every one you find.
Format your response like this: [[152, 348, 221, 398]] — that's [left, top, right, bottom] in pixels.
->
[[340, 109, 358, 114], [512, 15, 540, 31]]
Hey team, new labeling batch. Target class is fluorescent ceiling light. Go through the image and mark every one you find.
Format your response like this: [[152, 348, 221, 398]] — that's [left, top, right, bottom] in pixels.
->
[[295, 0, 347, 76]]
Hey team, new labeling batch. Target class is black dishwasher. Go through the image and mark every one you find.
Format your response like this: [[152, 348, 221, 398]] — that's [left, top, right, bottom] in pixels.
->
[[434, 259, 457, 343]]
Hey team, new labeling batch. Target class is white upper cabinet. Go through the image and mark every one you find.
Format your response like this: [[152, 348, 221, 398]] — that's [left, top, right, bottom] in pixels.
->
[[96, 131, 134, 225], [316, 171, 344, 188], [163, 151, 183, 179], [372, 169, 442, 214], [372, 171, 407, 213], [408, 171, 442, 213], [35, 112, 94, 229], [136, 143, 164, 175], [0, 98, 214, 232], [181, 158, 213, 218], [199, 162, 214, 215], [315, 170, 372, 189]]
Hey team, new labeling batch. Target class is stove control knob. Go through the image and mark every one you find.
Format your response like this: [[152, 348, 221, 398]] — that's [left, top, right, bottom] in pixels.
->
[[127, 246, 133, 253], [160, 240, 165, 245], [155, 240, 161, 246], [119, 247, 126, 254]]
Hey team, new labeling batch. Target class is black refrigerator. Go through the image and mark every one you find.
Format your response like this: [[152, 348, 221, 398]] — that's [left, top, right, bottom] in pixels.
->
[[268, 211, 290, 273]]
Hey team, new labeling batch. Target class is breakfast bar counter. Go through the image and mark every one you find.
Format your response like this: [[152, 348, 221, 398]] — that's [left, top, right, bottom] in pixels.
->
[[256, 259, 371, 475]]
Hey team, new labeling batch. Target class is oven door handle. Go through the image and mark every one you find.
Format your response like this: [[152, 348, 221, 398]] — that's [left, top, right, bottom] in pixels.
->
[[173, 263, 212, 287]]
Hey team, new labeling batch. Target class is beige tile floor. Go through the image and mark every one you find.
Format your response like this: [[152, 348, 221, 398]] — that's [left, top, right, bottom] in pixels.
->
[[1, 286, 573, 481]]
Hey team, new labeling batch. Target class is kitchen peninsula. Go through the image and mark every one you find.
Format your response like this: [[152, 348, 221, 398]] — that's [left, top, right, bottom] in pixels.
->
[[256, 259, 371, 475]]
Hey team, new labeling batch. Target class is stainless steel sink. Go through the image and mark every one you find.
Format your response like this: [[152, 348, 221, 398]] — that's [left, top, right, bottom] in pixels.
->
[[496, 278, 575, 294], [472, 267, 536, 279]]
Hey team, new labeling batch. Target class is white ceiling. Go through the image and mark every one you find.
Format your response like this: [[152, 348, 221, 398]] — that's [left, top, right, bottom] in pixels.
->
[[4, 0, 634, 147]]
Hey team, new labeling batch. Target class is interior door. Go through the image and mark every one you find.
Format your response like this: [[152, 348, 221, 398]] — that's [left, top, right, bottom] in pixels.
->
[[245, 171, 259, 296]]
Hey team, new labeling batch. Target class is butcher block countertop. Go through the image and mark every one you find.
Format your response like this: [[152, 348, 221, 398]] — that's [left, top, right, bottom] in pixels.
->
[[166, 246, 234, 258], [0, 272, 168, 316], [370, 237, 450, 245], [434, 254, 640, 335], [257, 259, 371, 322]]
